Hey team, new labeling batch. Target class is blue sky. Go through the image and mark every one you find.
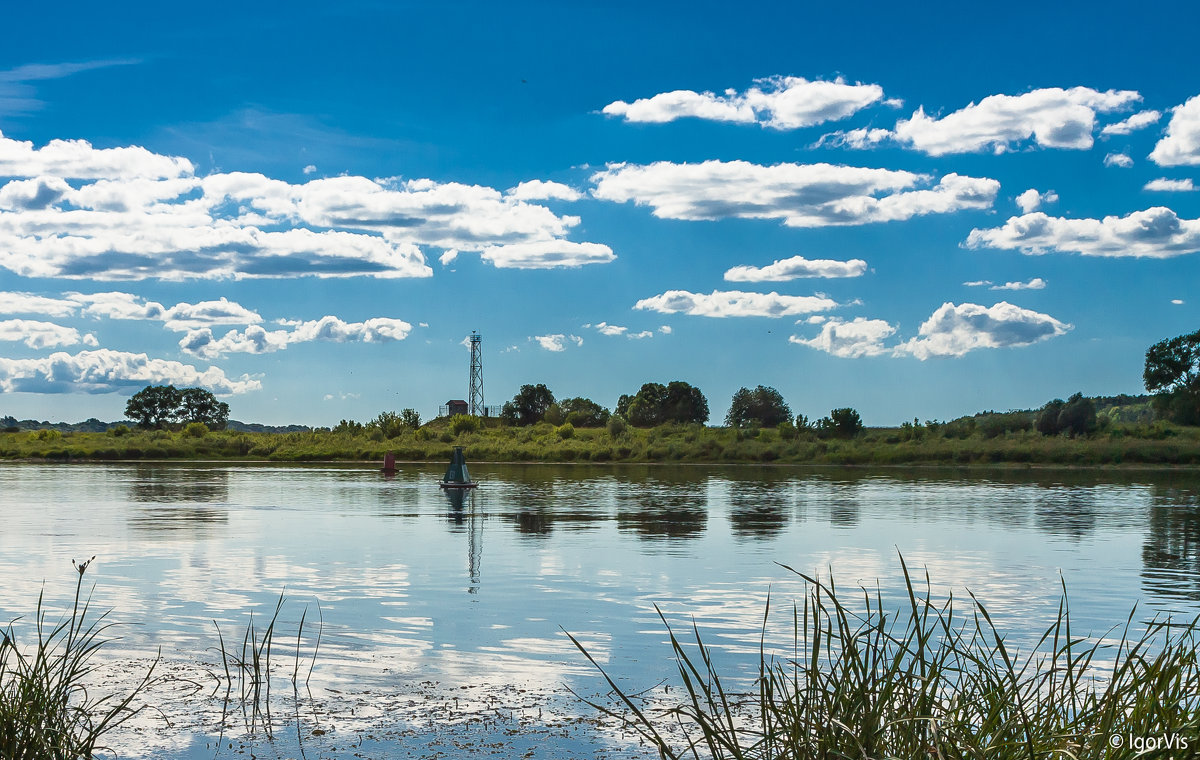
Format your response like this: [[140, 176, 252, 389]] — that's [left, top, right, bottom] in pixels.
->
[[1, 0, 1198, 426]]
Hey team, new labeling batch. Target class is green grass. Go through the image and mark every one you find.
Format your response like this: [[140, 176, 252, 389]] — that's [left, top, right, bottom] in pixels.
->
[[2, 419, 1200, 466], [569, 557, 1200, 759], [0, 560, 157, 760]]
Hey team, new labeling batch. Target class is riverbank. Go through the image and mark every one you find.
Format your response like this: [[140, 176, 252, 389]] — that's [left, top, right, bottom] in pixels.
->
[[3, 420, 1199, 466]]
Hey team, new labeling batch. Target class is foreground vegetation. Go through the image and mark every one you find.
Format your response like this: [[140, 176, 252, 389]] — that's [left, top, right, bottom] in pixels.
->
[[571, 557, 1200, 759], [3, 413, 1200, 466]]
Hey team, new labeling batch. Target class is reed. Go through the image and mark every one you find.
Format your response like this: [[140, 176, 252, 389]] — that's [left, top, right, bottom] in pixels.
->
[[0, 559, 157, 760], [569, 556, 1200, 759]]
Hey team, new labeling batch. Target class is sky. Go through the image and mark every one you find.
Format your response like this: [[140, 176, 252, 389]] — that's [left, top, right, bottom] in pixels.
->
[[1, 0, 1198, 427]]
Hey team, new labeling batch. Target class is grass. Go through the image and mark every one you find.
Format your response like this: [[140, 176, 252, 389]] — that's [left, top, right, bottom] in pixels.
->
[[569, 556, 1200, 759], [0, 559, 157, 760], [2, 419, 1200, 467]]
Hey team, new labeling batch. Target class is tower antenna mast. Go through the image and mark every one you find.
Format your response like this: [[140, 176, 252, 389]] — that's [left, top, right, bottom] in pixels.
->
[[468, 332, 484, 417]]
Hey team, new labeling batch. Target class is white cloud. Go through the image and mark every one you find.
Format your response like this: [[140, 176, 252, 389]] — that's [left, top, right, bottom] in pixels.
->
[[658, 325, 672, 334], [1144, 177, 1196, 192], [589, 321, 657, 339], [895, 302, 1072, 359], [531, 334, 583, 352], [1150, 95, 1200, 166], [0, 132, 611, 280], [439, 249, 459, 265], [1104, 152, 1134, 168], [592, 160, 997, 227], [0, 291, 79, 317], [966, 207, 1200, 259], [963, 280, 992, 287], [804, 315, 828, 324], [633, 289, 838, 318], [505, 180, 582, 202], [0, 349, 260, 394], [629, 330, 653, 339], [0, 319, 91, 348], [180, 316, 413, 358], [815, 127, 892, 150], [989, 277, 1047, 291], [1172, 299, 1185, 305], [1100, 109, 1162, 136], [724, 255, 867, 282], [479, 240, 615, 269], [890, 87, 1141, 155], [789, 317, 896, 358], [1015, 189, 1057, 213], [302, 164, 317, 175], [63, 292, 263, 330], [602, 75, 884, 130], [592, 322, 627, 336]]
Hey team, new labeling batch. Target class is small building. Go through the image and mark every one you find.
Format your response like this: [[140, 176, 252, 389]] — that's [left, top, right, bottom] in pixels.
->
[[445, 399, 468, 417]]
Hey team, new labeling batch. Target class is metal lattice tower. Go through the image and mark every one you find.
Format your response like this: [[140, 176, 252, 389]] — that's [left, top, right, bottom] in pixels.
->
[[468, 332, 484, 416]]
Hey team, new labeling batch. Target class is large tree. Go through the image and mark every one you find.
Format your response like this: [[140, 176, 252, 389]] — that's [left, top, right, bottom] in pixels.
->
[[617, 381, 708, 426], [726, 385, 791, 428], [1145, 329, 1200, 424], [503, 384, 555, 426], [559, 397, 610, 427], [179, 387, 230, 429], [125, 385, 229, 429], [125, 385, 183, 429]]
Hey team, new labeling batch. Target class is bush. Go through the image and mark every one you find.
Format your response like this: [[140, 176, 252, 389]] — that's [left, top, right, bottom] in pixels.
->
[[29, 429, 61, 442], [108, 425, 132, 437], [556, 422, 575, 439], [606, 415, 628, 437], [183, 422, 209, 438], [450, 414, 480, 435]]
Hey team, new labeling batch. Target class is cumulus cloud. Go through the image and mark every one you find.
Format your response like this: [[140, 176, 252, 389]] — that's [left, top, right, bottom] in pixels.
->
[[966, 207, 1200, 259], [889, 87, 1141, 155], [302, 164, 317, 175], [602, 75, 884, 130], [0, 132, 611, 279], [180, 316, 413, 358], [587, 321, 657, 339], [479, 240, 615, 269], [1015, 189, 1058, 213], [1104, 152, 1134, 168], [0, 319, 93, 348], [963, 280, 992, 287], [531, 334, 583, 352], [592, 160, 997, 227], [815, 127, 892, 150], [658, 325, 672, 334], [633, 289, 837, 318], [0, 348, 259, 394], [989, 277, 1047, 291], [0, 291, 80, 317], [1150, 95, 1200, 166], [724, 255, 867, 282], [505, 180, 582, 202], [1144, 177, 1196, 192], [60, 292, 263, 330], [789, 317, 896, 357], [1100, 109, 1162, 136], [895, 302, 1071, 359]]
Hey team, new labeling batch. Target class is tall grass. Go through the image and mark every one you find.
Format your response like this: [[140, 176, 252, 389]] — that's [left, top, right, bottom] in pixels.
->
[[569, 557, 1200, 759], [0, 559, 157, 760]]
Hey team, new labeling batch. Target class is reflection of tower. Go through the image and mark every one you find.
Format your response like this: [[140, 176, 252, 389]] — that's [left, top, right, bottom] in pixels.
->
[[468, 332, 484, 417], [467, 491, 482, 594]]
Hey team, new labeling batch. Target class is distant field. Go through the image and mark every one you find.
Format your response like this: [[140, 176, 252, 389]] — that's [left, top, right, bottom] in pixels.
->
[[3, 417, 1199, 466]]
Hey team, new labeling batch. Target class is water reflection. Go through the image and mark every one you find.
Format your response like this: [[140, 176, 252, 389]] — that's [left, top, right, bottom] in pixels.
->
[[1033, 489, 1097, 541], [727, 482, 789, 539], [126, 466, 230, 535], [1142, 483, 1200, 601], [615, 477, 708, 542]]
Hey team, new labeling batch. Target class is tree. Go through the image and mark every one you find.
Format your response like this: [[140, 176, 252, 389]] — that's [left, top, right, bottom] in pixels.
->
[[1145, 329, 1200, 425], [400, 408, 422, 429], [726, 385, 791, 428], [825, 408, 863, 438], [179, 387, 230, 429], [125, 385, 183, 429], [559, 397, 610, 427], [505, 384, 555, 426], [1057, 392, 1097, 437], [1036, 399, 1066, 436], [618, 381, 708, 427]]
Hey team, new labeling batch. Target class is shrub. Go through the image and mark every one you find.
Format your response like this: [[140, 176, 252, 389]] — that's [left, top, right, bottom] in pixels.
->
[[29, 429, 61, 442], [183, 422, 209, 437], [108, 424, 132, 437], [450, 414, 480, 435], [556, 422, 575, 439], [606, 415, 628, 437]]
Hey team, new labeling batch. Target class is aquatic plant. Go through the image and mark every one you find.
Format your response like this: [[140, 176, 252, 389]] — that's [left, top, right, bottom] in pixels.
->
[[0, 559, 157, 760], [569, 557, 1200, 759]]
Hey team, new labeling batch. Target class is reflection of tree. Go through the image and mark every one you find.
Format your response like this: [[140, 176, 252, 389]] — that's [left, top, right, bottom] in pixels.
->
[[829, 493, 860, 528], [728, 485, 788, 539], [615, 481, 708, 541], [1142, 486, 1200, 601], [1034, 491, 1096, 541], [126, 466, 230, 503], [126, 466, 230, 534]]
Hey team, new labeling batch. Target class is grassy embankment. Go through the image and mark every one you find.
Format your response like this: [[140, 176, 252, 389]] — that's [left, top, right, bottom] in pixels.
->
[[3, 415, 1200, 466]]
